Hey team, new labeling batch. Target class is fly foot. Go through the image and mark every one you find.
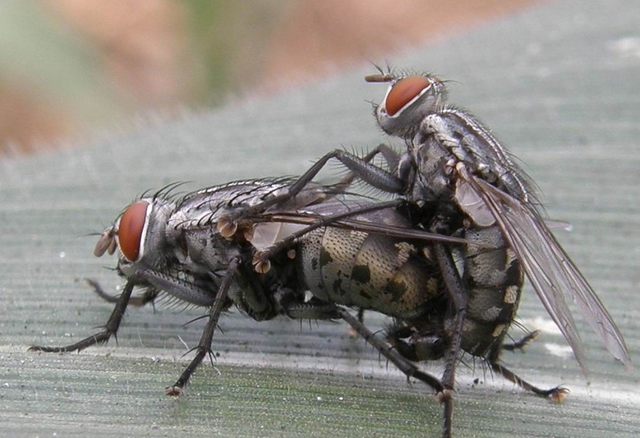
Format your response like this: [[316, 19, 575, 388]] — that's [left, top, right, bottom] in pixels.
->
[[165, 385, 183, 397], [549, 386, 570, 403]]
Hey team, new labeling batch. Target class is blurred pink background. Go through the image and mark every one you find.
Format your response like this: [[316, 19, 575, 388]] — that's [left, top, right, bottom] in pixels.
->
[[0, 0, 539, 155]]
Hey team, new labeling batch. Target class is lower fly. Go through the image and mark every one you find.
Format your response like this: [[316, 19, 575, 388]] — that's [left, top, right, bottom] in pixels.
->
[[29, 177, 468, 398]]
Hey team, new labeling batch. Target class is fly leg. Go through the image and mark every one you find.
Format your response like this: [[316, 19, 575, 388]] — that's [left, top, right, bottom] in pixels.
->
[[165, 258, 240, 396], [434, 242, 468, 438], [487, 339, 569, 403], [281, 298, 341, 320], [337, 308, 445, 394], [286, 148, 405, 196], [501, 330, 540, 352], [330, 144, 401, 195], [86, 278, 159, 307], [347, 308, 365, 338], [30, 280, 135, 352], [219, 146, 405, 233], [278, 299, 445, 393]]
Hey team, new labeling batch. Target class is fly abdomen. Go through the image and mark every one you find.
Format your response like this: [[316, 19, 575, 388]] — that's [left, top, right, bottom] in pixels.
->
[[461, 226, 524, 355], [298, 224, 441, 320]]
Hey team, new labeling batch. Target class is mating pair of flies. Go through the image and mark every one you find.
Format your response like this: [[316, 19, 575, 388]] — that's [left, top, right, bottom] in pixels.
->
[[30, 69, 631, 438]]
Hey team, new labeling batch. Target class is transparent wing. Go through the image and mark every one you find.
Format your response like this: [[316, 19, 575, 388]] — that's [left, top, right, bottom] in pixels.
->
[[460, 168, 631, 374], [256, 210, 480, 247]]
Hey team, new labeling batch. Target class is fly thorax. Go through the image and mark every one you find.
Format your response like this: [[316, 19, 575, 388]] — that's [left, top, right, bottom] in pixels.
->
[[397, 152, 416, 191], [420, 114, 463, 155], [410, 136, 452, 202], [180, 227, 231, 273], [419, 109, 529, 203]]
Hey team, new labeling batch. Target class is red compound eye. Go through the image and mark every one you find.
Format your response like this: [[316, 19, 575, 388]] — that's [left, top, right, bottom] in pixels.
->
[[385, 75, 431, 116], [118, 201, 149, 261]]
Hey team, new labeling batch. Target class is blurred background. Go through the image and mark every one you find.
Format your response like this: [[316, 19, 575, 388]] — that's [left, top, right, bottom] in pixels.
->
[[0, 0, 540, 156]]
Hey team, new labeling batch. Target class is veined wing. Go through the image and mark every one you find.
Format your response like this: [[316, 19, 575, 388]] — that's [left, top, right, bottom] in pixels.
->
[[459, 166, 631, 375], [254, 210, 482, 247]]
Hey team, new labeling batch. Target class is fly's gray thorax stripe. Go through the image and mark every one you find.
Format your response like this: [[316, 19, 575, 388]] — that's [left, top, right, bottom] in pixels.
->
[[440, 109, 530, 202]]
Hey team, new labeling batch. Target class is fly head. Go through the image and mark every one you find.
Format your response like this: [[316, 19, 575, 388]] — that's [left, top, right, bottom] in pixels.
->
[[94, 198, 176, 280], [366, 72, 448, 138]]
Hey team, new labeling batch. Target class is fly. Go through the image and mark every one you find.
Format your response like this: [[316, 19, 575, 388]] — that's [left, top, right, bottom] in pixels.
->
[[220, 67, 631, 438], [29, 177, 471, 398]]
